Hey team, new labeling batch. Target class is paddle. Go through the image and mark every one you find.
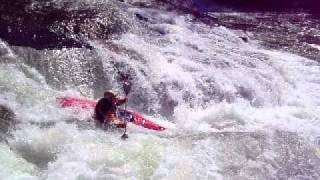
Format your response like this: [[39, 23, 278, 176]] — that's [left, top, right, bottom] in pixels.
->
[[120, 74, 132, 140], [111, 63, 132, 139]]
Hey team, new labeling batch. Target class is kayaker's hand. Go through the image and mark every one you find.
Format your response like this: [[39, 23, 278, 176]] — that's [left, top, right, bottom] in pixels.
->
[[116, 97, 127, 105], [128, 114, 134, 122], [113, 118, 126, 128], [115, 123, 126, 128]]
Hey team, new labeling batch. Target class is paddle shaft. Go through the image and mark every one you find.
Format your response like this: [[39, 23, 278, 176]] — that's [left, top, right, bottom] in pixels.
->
[[121, 97, 128, 139], [121, 80, 131, 140]]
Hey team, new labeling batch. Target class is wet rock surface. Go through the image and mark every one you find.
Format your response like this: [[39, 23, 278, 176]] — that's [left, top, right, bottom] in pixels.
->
[[0, 105, 15, 141], [210, 12, 320, 62], [0, 0, 128, 49], [11, 46, 110, 97], [152, 0, 320, 13]]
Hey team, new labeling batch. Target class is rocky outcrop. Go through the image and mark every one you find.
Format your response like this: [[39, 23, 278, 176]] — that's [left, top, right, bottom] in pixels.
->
[[0, 0, 128, 49], [211, 0, 320, 12], [153, 0, 320, 13], [0, 105, 15, 141], [11, 46, 111, 97], [212, 13, 320, 62]]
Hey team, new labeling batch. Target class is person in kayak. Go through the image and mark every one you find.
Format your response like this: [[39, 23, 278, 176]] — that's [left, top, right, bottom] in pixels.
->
[[94, 91, 127, 128]]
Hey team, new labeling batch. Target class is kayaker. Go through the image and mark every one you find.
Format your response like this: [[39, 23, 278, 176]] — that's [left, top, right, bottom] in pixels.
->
[[94, 91, 127, 128]]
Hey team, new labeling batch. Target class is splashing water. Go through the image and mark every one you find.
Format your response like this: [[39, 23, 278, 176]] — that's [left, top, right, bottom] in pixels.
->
[[0, 0, 320, 179]]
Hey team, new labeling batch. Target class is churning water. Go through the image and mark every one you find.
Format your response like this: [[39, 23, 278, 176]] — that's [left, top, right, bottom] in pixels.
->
[[0, 0, 320, 179]]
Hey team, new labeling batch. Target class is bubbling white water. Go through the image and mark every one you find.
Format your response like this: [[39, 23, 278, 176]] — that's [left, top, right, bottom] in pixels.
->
[[1, 2, 320, 180]]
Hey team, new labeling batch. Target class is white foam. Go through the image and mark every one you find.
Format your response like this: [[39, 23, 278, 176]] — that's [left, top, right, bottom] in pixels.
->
[[1, 3, 320, 180], [0, 143, 38, 180]]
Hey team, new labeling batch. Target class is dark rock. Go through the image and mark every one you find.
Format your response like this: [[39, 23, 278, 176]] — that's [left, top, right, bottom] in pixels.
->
[[299, 35, 320, 45], [135, 13, 149, 22], [237, 86, 254, 101], [155, 0, 320, 13], [240, 36, 248, 42], [0, 0, 128, 50], [213, 13, 320, 62], [212, 0, 320, 12], [0, 105, 15, 141], [131, 2, 148, 7]]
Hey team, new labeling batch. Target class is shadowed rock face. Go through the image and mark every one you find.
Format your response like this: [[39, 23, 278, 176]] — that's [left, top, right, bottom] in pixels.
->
[[153, 0, 320, 13], [0, 0, 128, 50], [0, 105, 15, 141], [210, 0, 320, 12], [11, 46, 111, 97], [210, 13, 320, 62]]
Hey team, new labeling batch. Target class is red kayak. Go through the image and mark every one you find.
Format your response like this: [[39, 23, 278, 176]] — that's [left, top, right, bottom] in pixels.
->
[[57, 97, 165, 131]]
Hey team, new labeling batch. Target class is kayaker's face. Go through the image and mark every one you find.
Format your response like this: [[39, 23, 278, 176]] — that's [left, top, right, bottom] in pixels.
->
[[111, 97, 117, 104]]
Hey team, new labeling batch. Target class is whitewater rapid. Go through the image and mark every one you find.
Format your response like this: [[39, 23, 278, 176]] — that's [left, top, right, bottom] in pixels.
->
[[0, 1, 320, 180]]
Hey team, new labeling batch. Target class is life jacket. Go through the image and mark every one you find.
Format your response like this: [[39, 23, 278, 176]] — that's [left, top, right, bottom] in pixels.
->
[[94, 97, 116, 124]]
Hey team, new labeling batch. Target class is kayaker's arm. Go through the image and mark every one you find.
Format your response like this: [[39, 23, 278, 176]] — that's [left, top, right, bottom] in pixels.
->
[[105, 111, 126, 128], [114, 122, 126, 128], [115, 97, 127, 106]]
